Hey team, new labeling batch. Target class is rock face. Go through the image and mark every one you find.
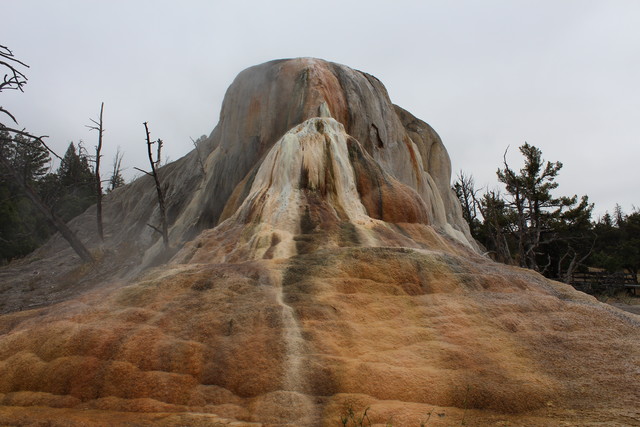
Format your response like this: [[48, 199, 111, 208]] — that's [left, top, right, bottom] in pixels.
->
[[0, 58, 638, 426], [121, 58, 477, 261]]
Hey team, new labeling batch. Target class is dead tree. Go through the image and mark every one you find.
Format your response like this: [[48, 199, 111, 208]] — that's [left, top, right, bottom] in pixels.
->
[[190, 135, 206, 178], [453, 170, 481, 236], [0, 44, 93, 262], [134, 122, 168, 247], [86, 102, 104, 241]]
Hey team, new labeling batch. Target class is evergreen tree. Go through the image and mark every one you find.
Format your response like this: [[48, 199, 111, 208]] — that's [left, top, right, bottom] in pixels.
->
[[0, 138, 102, 262], [107, 148, 125, 192], [619, 211, 640, 282], [497, 143, 592, 272], [108, 171, 125, 192], [58, 142, 94, 190], [0, 130, 54, 262], [1, 132, 50, 184], [591, 211, 623, 273], [591, 208, 640, 283], [543, 195, 594, 280], [454, 143, 594, 280], [476, 190, 513, 264], [54, 142, 96, 221]]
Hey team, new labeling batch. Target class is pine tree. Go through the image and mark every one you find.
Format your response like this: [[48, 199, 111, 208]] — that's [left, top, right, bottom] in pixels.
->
[[55, 142, 96, 221], [492, 143, 594, 275], [2, 133, 50, 184], [0, 130, 53, 261], [108, 148, 125, 192], [592, 207, 640, 283], [498, 143, 569, 270], [58, 143, 94, 190]]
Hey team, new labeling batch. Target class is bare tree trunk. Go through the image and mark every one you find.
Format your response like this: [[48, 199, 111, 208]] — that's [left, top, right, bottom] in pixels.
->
[[0, 154, 93, 262], [88, 102, 105, 241], [190, 136, 206, 178], [143, 122, 168, 247], [563, 253, 579, 284], [562, 240, 596, 283], [557, 252, 569, 281]]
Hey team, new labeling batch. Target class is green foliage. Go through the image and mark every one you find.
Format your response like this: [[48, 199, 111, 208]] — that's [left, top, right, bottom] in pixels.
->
[[0, 131, 50, 183], [0, 136, 128, 262], [454, 140, 640, 284], [0, 138, 103, 262], [52, 142, 96, 221], [0, 131, 55, 262], [0, 182, 42, 260], [455, 142, 597, 280], [108, 169, 125, 192], [476, 190, 513, 264], [58, 142, 94, 188], [495, 142, 593, 271], [591, 208, 640, 281]]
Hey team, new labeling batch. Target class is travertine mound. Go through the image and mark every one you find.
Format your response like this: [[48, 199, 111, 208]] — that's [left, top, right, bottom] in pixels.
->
[[0, 58, 477, 313], [0, 59, 638, 426]]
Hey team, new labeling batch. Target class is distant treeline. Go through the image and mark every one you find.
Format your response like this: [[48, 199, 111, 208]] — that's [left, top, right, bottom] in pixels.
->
[[0, 131, 125, 263], [455, 143, 639, 284]]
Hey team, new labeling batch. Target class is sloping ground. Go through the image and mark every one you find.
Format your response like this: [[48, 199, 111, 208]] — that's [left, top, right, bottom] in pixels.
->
[[612, 302, 640, 315], [0, 248, 638, 426]]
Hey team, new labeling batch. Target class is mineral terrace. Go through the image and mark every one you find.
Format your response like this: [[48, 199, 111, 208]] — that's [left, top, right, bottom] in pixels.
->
[[0, 58, 638, 426]]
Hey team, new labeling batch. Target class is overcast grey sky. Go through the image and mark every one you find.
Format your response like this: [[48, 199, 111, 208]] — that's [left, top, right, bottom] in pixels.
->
[[4, 0, 639, 217]]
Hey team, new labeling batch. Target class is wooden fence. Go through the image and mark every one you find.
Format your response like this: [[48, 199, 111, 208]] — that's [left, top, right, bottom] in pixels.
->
[[562, 271, 639, 295]]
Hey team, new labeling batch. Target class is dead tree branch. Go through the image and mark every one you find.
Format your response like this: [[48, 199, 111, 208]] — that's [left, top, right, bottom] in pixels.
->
[[190, 136, 206, 178], [86, 102, 105, 240], [0, 44, 29, 93], [133, 166, 153, 177], [0, 125, 59, 160], [0, 106, 18, 124], [1, 44, 93, 263], [141, 122, 168, 247]]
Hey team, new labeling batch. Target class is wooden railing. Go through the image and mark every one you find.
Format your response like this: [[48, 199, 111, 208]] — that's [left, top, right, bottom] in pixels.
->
[[560, 271, 639, 295]]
